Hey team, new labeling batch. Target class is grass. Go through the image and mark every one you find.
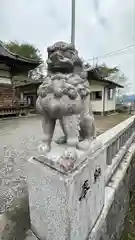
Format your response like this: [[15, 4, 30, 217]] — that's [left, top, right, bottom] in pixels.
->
[[95, 112, 130, 135]]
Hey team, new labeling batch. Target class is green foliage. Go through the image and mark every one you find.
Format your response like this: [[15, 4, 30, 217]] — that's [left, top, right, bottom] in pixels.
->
[[99, 63, 119, 78], [84, 61, 119, 78], [5, 41, 42, 62]]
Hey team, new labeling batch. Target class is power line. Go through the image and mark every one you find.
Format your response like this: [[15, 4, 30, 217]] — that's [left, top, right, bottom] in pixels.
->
[[87, 44, 135, 62], [90, 44, 135, 61]]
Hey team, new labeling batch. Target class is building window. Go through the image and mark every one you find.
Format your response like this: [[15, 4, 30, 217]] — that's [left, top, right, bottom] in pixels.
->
[[107, 88, 113, 100], [90, 91, 102, 100]]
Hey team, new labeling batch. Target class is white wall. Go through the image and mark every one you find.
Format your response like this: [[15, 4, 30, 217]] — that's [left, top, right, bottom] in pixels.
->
[[90, 81, 104, 112], [104, 88, 116, 111], [90, 80, 117, 113]]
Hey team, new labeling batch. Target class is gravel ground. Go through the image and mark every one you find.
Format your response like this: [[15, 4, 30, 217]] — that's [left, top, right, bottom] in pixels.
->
[[0, 115, 65, 212]]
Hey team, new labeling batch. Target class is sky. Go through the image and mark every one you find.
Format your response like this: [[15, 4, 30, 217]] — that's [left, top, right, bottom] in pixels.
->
[[1, 0, 135, 92]]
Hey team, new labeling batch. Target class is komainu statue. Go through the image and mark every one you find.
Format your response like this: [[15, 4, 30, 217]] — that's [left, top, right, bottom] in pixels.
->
[[36, 42, 96, 162]]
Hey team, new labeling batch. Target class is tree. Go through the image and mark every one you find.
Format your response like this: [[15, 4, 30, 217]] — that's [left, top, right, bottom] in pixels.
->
[[29, 63, 47, 80], [99, 63, 119, 78], [100, 65, 130, 96], [92, 63, 129, 96], [5, 41, 42, 62]]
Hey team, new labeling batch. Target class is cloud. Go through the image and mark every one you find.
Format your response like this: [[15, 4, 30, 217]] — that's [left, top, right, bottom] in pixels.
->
[[0, 0, 135, 92]]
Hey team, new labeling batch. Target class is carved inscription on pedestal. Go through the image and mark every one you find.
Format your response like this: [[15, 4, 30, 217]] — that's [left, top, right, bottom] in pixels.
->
[[79, 180, 90, 201], [94, 167, 101, 183]]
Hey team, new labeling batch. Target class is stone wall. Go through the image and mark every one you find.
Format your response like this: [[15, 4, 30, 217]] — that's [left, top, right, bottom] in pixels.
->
[[2, 142, 134, 240], [89, 142, 135, 240], [25, 142, 135, 240]]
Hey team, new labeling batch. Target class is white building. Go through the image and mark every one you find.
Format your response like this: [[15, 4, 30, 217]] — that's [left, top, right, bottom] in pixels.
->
[[87, 67, 124, 115]]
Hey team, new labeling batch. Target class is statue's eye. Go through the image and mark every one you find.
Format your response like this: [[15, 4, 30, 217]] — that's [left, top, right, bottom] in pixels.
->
[[49, 50, 54, 55]]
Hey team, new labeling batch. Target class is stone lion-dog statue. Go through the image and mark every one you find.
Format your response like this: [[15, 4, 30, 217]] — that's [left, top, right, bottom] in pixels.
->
[[36, 41, 96, 163]]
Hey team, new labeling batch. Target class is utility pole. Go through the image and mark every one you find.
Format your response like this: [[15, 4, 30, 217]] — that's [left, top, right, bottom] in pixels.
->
[[71, 0, 75, 46]]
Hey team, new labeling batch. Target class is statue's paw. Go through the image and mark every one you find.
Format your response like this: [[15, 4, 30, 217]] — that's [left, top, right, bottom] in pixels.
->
[[38, 142, 51, 155], [55, 136, 67, 145], [77, 138, 93, 151]]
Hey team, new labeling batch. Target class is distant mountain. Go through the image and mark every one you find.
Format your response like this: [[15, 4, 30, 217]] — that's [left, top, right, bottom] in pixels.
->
[[123, 95, 135, 102], [116, 94, 135, 104]]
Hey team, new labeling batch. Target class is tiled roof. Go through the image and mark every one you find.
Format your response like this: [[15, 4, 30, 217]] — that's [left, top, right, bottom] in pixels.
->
[[0, 41, 41, 64], [14, 78, 43, 87], [86, 66, 124, 88]]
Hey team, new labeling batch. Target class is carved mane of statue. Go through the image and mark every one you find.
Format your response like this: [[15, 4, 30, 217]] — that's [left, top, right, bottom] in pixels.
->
[[36, 41, 96, 166]]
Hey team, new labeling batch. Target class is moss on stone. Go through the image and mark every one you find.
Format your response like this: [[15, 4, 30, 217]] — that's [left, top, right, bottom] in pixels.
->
[[120, 190, 135, 240]]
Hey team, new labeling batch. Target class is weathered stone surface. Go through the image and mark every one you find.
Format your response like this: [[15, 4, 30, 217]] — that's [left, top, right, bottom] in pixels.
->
[[36, 41, 96, 159], [26, 141, 106, 240], [24, 230, 38, 240], [89, 142, 135, 240]]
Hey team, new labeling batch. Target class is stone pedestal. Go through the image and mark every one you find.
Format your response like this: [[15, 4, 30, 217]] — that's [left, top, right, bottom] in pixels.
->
[[26, 139, 106, 240]]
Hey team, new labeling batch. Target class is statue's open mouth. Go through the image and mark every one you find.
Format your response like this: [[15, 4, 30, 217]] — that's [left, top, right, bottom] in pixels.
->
[[47, 56, 74, 73], [47, 56, 73, 65]]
